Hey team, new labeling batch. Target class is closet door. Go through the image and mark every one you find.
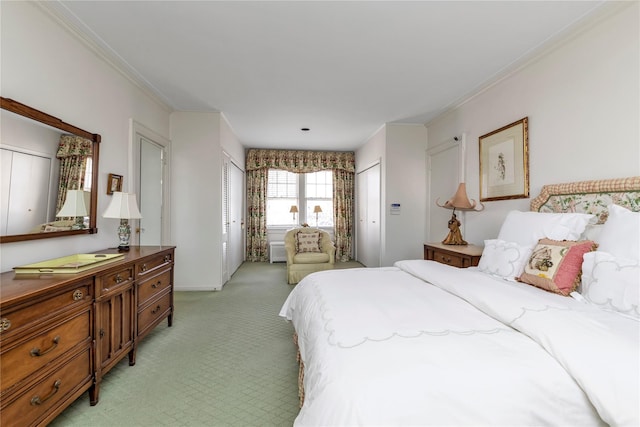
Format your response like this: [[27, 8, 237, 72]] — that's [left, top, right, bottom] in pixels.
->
[[356, 171, 368, 265], [229, 161, 244, 275], [222, 156, 230, 283], [1, 149, 51, 235], [356, 163, 381, 268], [222, 153, 245, 284], [366, 164, 381, 267]]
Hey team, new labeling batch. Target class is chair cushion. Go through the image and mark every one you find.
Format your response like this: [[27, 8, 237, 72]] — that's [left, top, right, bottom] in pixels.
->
[[296, 231, 321, 253], [293, 252, 330, 264]]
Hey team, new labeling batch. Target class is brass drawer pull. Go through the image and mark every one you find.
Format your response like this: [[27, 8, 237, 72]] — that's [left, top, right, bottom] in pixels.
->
[[441, 256, 452, 263], [31, 336, 60, 357], [141, 263, 148, 272], [151, 305, 161, 315], [73, 289, 84, 301], [164, 255, 171, 263], [115, 274, 123, 284], [0, 318, 11, 332], [152, 281, 161, 289], [30, 379, 61, 406]]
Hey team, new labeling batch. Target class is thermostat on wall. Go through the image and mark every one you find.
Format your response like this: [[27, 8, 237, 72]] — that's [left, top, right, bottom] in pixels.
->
[[390, 203, 401, 215]]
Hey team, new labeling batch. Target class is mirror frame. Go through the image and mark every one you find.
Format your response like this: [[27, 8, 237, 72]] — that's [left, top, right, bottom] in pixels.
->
[[0, 97, 101, 243]]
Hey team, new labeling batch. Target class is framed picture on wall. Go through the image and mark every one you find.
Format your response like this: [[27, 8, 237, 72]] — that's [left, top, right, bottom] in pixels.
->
[[479, 117, 529, 202], [107, 173, 123, 195]]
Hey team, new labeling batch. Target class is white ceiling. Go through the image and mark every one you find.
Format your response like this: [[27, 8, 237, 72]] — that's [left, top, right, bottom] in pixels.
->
[[51, 0, 606, 151]]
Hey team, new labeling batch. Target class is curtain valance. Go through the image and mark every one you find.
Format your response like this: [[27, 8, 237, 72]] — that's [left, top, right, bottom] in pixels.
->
[[56, 134, 93, 159], [246, 149, 355, 173]]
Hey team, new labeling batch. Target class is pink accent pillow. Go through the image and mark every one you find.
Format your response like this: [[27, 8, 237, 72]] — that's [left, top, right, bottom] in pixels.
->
[[518, 238, 597, 296]]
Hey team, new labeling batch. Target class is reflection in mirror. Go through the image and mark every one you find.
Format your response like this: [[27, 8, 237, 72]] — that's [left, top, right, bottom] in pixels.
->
[[0, 97, 100, 243]]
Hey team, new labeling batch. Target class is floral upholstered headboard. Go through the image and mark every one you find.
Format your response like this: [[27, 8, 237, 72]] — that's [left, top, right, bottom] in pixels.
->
[[530, 177, 640, 224]]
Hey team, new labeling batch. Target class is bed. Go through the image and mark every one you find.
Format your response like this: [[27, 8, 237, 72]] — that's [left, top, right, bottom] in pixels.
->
[[279, 177, 640, 426]]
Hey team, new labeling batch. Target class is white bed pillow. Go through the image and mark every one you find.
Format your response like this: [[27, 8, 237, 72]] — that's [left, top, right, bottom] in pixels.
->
[[478, 239, 533, 281], [497, 211, 595, 247], [581, 251, 639, 319], [597, 204, 640, 261]]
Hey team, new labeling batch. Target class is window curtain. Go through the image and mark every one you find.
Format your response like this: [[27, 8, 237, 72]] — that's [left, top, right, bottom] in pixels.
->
[[333, 168, 354, 262], [245, 149, 355, 262], [55, 134, 92, 214]]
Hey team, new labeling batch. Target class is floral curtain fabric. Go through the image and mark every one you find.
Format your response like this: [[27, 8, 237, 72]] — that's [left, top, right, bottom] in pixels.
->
[[55, 135, 92, 214], [246, 167, 269, 261], [333, 168, 354, 262], [245, 149, 355, 262], [246, 149, 355, 173]]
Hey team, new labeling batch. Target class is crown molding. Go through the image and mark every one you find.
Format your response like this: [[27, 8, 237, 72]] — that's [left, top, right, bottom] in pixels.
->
[[425, 1, 629, 127], [35, 1, 173, 113]]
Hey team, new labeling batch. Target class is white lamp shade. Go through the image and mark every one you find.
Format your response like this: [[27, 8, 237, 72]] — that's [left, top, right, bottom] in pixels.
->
[[103, 192, 143, 219], [57, 190, 90, 217]]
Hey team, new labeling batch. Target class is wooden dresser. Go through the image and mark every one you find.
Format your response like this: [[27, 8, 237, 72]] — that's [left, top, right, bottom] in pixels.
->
[[0, 246, 175, 427]]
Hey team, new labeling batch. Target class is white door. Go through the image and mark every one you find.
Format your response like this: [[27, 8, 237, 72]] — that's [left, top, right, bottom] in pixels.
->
[[222, 156, 230, 283], [222, 154, 245, 284], [356, 170, 367, 264], [1, 149, 51, 235], [138, 137, 164, 245], [366, 163, 381, 267], [229, 160, 244, 274], [356, 163, 381, 268]]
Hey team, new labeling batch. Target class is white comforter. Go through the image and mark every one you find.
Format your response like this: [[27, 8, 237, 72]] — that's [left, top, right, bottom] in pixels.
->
[[279, 260, 639, 426]]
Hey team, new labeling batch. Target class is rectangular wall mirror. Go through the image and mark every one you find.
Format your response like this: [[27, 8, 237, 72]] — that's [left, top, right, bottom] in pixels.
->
[[1, 97, 101, 243]]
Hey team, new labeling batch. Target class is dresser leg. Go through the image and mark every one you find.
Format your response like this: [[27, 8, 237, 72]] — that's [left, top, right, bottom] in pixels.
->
[[167, 311, 173, 327], [89, 383, 100, 406], [129, 346, 137, 366]]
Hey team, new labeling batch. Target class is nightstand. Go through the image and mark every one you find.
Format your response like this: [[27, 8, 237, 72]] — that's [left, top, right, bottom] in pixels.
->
[[424, 243, 483, 268]]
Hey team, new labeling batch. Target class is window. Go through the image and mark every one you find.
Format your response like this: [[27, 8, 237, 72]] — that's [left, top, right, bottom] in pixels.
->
[[267, 170, 298, 226], [267, 169, 333, 227], [82, 157, 93, 191]]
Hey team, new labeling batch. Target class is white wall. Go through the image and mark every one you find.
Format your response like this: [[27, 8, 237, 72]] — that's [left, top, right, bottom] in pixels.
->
[[425, 2, 639, 246], [220, 113, 245, 167], [170, 111, 244, 290], [384, 124, 428, 265], [0, 2, 171, 272], [356, 123, 428, 266], [170, 112, 222, 290]]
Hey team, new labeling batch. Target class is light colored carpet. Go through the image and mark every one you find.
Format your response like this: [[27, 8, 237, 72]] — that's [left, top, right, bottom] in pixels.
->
[[50, 261, 363, 427]]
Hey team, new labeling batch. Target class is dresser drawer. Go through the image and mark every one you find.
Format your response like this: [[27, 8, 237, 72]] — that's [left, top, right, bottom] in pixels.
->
[[0, 347, 92, 427], [96, 266, 134, 297], [138, 291, 171, 337], [0, 280, 92, 339], [1, 311, 91, 394], [431, 249, 466, 268], [138, 270, 172, 308], [136, 251, 173, 278]]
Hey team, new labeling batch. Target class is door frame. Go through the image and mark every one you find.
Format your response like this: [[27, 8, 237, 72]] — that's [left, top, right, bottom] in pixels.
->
[[129, 119, 171, 246]]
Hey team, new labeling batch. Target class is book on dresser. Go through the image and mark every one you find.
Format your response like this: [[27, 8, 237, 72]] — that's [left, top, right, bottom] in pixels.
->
[[0, 246, 175, 427]]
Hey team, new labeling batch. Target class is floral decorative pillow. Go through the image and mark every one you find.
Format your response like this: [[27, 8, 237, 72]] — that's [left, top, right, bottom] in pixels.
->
[[581, 251, 639, 319], [518, 238, 597, 296], [296, 231, 321, 253], [477, 239, 533, 281]]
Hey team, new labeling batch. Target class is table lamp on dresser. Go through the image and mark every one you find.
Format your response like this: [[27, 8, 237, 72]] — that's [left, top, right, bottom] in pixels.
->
[[103, 192, 143, 251]]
